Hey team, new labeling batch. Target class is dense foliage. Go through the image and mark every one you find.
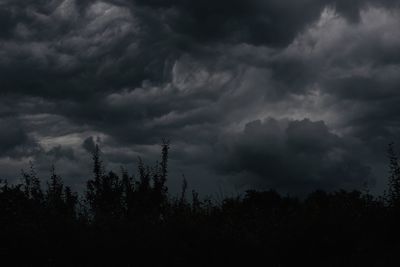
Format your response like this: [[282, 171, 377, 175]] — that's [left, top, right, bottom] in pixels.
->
[[1, 141, 400, 266]]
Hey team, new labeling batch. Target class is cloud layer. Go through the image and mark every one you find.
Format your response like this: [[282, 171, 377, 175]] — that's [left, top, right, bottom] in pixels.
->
[[0, 0, 399, 194]]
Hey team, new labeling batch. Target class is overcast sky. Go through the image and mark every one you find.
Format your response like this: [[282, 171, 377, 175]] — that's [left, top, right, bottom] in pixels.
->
[[1, 0, 400, 195]]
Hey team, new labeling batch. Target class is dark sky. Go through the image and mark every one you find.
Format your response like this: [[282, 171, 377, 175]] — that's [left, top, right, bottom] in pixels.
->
[[1, 0, 400, 195]]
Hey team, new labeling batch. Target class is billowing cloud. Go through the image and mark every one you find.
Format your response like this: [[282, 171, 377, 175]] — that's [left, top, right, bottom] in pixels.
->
[[214, 118, 372, 193], [0, 117, 40, 158], [0, 0, 399, 194]]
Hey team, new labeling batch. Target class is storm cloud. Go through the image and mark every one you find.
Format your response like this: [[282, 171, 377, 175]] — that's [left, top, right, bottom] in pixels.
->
[[0, 0, 399, 194], [215, 118, 372, 193]]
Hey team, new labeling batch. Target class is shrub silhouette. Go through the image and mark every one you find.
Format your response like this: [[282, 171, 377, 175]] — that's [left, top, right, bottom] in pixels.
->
[[0, 141, 399, 266], [387, 142, 400, 209]]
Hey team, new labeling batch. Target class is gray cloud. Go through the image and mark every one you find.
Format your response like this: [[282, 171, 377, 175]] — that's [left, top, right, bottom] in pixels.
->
[[82, 136, 99, 154], [214, 118, 372, 193], [0, 0, 399, 194], [0, 117, 40, 158]]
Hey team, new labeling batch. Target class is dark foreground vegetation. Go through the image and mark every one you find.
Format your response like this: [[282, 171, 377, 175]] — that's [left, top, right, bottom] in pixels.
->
[[1, 141, 400, 266]]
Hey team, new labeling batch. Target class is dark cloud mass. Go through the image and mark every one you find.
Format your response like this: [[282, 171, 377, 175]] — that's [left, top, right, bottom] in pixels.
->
[[215, 118, 372, 193], [0, 117, 40, 158], [0, 0, 399, 194]]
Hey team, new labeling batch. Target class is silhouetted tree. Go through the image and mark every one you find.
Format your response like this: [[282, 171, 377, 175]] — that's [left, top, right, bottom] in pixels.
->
[[45, 165, 64, 212], [63, 185, 78, 219], [22, 161, 43, 203], [86, 145, 124, 222], [387, 142, 400, 208], [137, 157, 150, 193], [180, 175, 188, 206], [159, 138, 169, 190], [1, 141, 400, 266]]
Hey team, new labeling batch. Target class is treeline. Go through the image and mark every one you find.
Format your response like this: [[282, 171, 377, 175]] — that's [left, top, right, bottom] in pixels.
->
[[1, 141, 400, 266]]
